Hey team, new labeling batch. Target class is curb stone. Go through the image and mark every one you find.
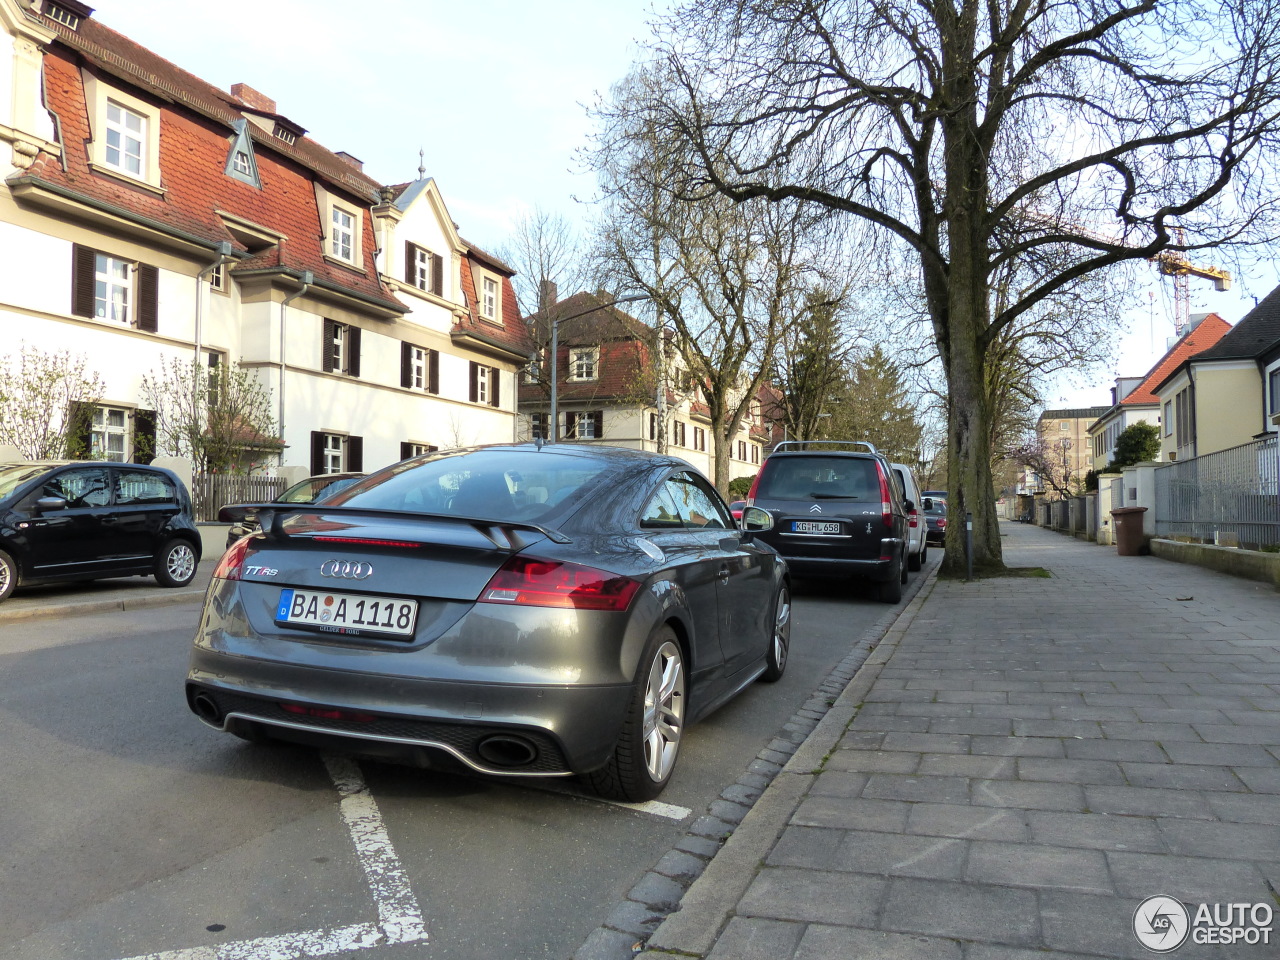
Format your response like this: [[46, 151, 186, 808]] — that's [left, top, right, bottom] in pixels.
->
[[570, 564, 938, 960]]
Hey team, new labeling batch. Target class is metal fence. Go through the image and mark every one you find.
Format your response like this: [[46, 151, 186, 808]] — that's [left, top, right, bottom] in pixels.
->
[[191, 473, 285, 522], [1154, 436, 1280, 548]]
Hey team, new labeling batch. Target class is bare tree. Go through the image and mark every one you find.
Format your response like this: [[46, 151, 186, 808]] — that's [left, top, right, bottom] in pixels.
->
[[624, 0, 1280, 573], [0, 344, 103, 460], [498, 206, 588, 317], [140, 358, 277, 476]]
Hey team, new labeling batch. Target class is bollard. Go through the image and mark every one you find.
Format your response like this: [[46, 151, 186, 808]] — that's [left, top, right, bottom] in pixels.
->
[[965, 511, 973, 581]]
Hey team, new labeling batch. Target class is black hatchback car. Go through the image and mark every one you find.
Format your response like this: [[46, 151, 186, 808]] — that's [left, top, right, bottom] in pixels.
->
[[746, 441, 910, 603], [0, 461, 201, 602]]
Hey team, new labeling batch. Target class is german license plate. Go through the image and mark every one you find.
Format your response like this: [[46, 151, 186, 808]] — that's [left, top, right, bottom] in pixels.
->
[[792, 521, 841, 535], [275, 588, 418, 637]]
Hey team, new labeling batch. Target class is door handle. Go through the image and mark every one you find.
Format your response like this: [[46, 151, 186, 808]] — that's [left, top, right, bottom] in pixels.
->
[[717, 566, 730, 581]]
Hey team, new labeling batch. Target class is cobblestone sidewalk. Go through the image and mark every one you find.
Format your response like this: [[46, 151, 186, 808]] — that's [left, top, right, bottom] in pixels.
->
[[642, 521, 1280, 960]]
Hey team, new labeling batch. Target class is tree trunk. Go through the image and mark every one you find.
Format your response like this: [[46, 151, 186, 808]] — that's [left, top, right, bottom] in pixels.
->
[[710, 413, 730, 494]]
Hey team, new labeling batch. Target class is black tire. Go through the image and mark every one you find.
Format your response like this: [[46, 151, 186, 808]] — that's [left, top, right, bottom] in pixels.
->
[[920, 542, 928, 566], [760, 584, 791, 682], [908, 543, 922, 572], [154, 538, 198, 587], [585, 626, 686, 802], [0, 549, 18, 603], [877, 569, 903, 604], [900, 547, 909, 584]]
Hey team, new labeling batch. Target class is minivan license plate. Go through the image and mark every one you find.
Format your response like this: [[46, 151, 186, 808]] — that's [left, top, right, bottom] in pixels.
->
[[275, 588, 417, 637], [792, 521, 841, 535]]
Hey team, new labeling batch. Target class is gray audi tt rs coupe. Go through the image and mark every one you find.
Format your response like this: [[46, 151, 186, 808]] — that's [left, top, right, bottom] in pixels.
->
[[187, 444, 791, 801]]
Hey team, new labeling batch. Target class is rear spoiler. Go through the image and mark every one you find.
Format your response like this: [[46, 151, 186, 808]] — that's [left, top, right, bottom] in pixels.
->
[[222, 503, 572, 550]]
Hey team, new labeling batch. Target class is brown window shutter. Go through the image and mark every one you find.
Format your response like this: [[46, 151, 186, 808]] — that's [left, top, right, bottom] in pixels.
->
[[136, 263, 159, 332], [428, 349, 439, 394], [490, 366, 500, 407], [72, 244, 96, 318], [347, 326, 361, 378], [311, 431, 325, 474], [347, 435, 363, 472], [323, 320, 336, 373], [401, 341, 413, 388], [132, 409, 156, 464], [431, 253, 444, 296], [565, 412, 576, 438], [469, 362, 478, 402], [405, 241, 416, 286], [593, 411, 604, 438]]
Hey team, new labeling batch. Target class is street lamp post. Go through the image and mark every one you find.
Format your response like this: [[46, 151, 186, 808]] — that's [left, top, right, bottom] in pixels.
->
[[546, 294, 648, 443]]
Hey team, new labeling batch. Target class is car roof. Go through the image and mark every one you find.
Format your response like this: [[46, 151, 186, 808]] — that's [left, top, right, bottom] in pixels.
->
[[405, 442, 695, 471]]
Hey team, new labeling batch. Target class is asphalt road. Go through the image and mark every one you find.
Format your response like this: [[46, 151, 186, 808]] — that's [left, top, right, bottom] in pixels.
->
[[0, 570, 926, 960]]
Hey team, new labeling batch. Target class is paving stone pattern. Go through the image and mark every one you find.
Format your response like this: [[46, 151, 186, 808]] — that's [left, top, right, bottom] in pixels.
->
[[643, 522, 1280, 960]]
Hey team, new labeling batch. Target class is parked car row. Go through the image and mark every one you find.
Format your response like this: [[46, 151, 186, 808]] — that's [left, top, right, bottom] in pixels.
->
[[742, 440, 930, 604]]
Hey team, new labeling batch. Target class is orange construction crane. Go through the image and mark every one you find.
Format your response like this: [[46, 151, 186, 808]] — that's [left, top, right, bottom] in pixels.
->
[[1151, 228, 1231, 337]]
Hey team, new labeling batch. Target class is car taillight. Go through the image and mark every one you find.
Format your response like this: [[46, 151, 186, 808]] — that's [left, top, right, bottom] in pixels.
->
[[479, 556, 641, 611], [745, 470, 761, 506], [281, 703, 375, 723], [937, 518, 948, 530], [213, 536, 253, 580], [908, 510, 919, 528], [878, 467, 893, 528]]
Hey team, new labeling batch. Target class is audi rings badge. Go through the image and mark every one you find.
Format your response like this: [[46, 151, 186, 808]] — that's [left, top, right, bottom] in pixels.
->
[[319, 559, 374, 580]]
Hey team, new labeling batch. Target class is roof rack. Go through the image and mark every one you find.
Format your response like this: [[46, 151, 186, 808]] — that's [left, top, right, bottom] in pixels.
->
[[771, 440, 879, 455]]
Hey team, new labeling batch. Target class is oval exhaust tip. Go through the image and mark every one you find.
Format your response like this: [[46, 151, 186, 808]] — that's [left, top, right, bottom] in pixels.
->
[[192, 693, 223, 726], [476, 735, 538, 768]]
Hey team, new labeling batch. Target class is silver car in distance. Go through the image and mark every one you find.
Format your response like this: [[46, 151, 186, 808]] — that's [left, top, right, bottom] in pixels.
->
[[187, 444, 791, 801]]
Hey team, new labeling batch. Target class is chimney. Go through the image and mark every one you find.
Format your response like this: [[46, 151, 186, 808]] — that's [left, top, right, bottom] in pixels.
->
[[537, 280, 558, 312], [335, 152, 363, 171], [230, 83, 277, 114]]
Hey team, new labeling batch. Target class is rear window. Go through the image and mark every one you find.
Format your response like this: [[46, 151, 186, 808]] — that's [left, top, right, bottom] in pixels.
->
[[756, 456, 879, 500], [925, 499, 947, 515], [327, 451, 612, 522]]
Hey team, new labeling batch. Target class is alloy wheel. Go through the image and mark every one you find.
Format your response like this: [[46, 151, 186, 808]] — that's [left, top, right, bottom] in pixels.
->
[[167, 543, 196, 581], [641, 640, 685, 782]]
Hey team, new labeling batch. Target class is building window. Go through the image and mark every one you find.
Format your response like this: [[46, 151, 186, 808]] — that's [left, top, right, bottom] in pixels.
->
[[469, 362, 501, 407], [694, 426, 706, 452], [569, 347, 599, 382], [481, 277, 498, 319], [400, 343, 438, 393], [1163, 400, 1173, 436], [1059, 421, 1069, 431], [524, 353, 542, 384], [737, 440, 747, 461], [530, 412, 548, 441], [566, 411, 603, 440], [209, 262, 225, 291], [409, 346, 426, 389], [104, 100, 146, 178], [94, 254, 130, 324], [273, 123, 297, 145], [231, 151, 251, 176], [323, 320, 360, 376], [43, 2, 81, 28], [1269, 367, 1280, 419], [205, 350, 223, 403], [752, 444, 760, 464], [673, 421, 686, 447], [91, 406, 129, 461], [649, 413, 658, 441], [331, 207, 355, 262], [405, 243, 444, 296], [311, 432, 363, 474], [401, 441, 437, 459]]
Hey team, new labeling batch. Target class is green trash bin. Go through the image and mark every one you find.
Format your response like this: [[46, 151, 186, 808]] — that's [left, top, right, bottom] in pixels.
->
[[1110, 506, 1148, 556]]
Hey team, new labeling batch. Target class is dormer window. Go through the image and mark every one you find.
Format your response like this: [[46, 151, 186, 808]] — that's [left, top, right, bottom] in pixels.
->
[[482, 276, 497, 319], [105, 100, 146, 179], [232, 151, 250, 176], [330, 206, 355, 262], [43, 2, 83, 29], [273, 123, 297, 145]]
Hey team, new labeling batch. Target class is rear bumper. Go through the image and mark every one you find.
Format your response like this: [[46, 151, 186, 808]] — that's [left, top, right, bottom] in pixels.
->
[[186, 658, 631, 776], [773, 554, 896, 582]]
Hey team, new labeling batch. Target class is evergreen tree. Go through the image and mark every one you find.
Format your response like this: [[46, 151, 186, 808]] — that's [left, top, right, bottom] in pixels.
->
[[828, 346, 924, 469]]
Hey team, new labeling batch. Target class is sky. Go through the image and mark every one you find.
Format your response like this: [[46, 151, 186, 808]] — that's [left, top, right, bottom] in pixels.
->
[[90, 1, 1280, 414], [94, 0, 671, 253]]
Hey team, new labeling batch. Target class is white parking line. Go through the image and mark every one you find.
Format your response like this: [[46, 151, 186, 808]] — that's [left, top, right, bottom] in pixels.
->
[[113, 757, 427, 960], [601, 798, 693, 821]]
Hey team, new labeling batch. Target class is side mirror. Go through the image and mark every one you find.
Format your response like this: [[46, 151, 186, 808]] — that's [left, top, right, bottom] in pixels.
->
[[35, 496, 68, 513], [740, 505, 774, 533], [922, 498, 933, 511], [903, 499, 915, 512]]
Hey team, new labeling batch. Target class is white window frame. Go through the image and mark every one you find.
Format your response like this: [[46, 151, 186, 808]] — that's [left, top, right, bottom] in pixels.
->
[[331, 323, 346, 373], [91, 406, 129, 462], [209, 262, 225, 291], [43, 2, 81, 28], [323, 433, 345, 474], [576, 412, 599, 440], [476, 364, 491, 405], [94, 253, 131, 325], [104, 100, 146, 179], [412, 247, 432, 292], [81, 73, 163, 191], [331, 205, 355, 263], [481, 276, 498, 319], [231, 150, 251, 176], [569, 347, 599, 382], [403, 441, 434, 458], [409, 346, 427, 390], [315, 183, 364, 269]]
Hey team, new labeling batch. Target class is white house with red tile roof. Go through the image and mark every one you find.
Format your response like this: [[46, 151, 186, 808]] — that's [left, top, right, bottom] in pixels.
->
[[1086, 313, 1231, 470], [0, 0, 529, 485]]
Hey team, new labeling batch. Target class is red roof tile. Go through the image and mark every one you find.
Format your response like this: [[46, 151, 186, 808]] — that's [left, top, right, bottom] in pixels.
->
[[1121, 313, 1231, 406]]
